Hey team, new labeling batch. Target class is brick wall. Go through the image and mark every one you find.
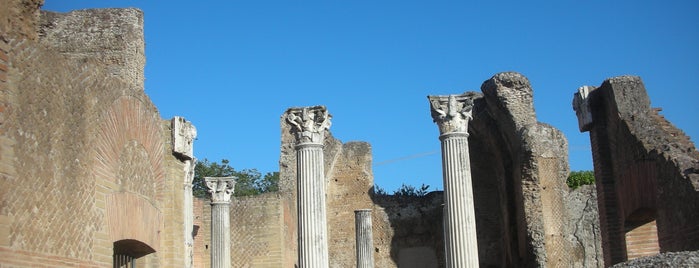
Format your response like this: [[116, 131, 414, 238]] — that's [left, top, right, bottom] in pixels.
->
[[193, 197, 211, 268], [0, 2, 191, 267], [584, 76, 699, 266]]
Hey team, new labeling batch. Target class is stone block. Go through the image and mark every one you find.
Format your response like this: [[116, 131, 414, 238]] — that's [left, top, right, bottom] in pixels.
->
[[172, 116, 196, 160]]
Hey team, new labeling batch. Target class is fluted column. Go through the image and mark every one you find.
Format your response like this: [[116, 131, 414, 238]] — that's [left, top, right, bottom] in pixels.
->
[[205, 177, 236, 268], [286, 106, 332, 268], [428, 93, 479, 268], [355, 209, 374, 268]]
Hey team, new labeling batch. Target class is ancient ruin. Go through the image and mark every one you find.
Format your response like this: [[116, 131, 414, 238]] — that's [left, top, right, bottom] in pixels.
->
[[205, 177, 236, 268], [354, 209, 374, 268], [574, 76, 699, 267], [286, 106, 332, 268], [428, 93, 480, 267], [1, 1, 697, 267]]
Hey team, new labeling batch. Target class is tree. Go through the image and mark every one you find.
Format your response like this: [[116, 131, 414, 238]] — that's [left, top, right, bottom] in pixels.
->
[[393, 183, 430, 197], [567, 170, 595, 189], [192, 158, 279, 198]]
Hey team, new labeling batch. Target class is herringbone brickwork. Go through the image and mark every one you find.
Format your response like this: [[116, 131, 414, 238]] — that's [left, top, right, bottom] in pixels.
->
[[230, 195, 284, 268]]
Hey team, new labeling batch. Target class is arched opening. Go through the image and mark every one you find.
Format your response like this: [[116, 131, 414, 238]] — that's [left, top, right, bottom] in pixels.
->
[[624, 208, 659, 260], [113, 239, 155, 268]]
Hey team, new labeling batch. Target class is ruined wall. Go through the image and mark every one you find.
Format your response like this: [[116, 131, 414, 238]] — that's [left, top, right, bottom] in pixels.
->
[[278, 114, 383, 267], [326, 142, 374, 267], [208, 72, 602, 268], [371, 193, 444, 268], [575, 76, 699, 266], [472, 72, 602, 268], [0, 2, 193, 267]]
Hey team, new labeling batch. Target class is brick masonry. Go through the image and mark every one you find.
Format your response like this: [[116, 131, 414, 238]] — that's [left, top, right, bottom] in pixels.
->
[[0, 1, 192, 267], [583, 76, 699, 266], [4, 1, 696, 267]]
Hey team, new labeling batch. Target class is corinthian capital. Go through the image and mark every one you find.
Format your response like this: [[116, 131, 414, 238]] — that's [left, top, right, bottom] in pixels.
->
[[205, 177, 236, 203], [428, 92, 477, 135], [285, 106, 332, 145]]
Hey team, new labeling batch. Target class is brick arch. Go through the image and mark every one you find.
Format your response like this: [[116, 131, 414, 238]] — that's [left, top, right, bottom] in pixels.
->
[[93, 96, 165, 203], [91, 96, 166, 259]]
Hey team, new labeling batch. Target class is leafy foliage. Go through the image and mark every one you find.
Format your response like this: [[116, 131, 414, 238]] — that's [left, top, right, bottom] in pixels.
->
[[394, 183, 430, 197], [193, 159, 279, 198], [567, 170, 595, 189], [373, 183, 430, 197], [373, 184, 388, 196]]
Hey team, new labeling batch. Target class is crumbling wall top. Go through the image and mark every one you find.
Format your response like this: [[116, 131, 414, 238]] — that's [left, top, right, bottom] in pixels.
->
[[0, 0, 44, 40], [481, 72, 537, 131], [38, 8, 145, 90]]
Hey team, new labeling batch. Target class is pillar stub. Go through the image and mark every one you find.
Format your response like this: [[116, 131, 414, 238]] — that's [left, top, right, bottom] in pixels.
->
[[285, 105, 332, 146], [573, 85, 596, 132], [428, 92, 477, 135], [205, 177, 236, 204]]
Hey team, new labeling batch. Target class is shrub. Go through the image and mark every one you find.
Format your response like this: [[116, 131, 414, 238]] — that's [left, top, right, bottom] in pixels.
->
[[567, 170, 595, 189]]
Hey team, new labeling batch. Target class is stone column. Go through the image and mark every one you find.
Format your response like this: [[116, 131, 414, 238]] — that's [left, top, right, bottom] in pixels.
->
[[355, 209, 374, 268], [428, 93, 479, 268], [183, 159, 196, 267], [205, 177, 236, 268], [172, 116, 197, 268], [285, 106, 332, 268]]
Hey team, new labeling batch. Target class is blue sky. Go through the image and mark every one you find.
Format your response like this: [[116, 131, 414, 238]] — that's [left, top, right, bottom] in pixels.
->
[[44, 1, 699, 192]]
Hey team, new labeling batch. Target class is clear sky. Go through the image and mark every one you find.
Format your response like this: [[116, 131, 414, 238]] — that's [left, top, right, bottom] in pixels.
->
[[44, 1, 699, 192]]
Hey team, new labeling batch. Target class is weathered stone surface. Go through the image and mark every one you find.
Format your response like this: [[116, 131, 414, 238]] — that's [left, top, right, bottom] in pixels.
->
[[573, 85, 596, 132], [39, 8, 145, 90], [576, 75, 699, 266], [371, 192, 445, 268], [172, 116, 197, 160], [470, 72, 601, 267], [481, 71, 537, 130], [565, 185, 604, 268], [610, 251, 699, 268], [0, 0, 43, 40]]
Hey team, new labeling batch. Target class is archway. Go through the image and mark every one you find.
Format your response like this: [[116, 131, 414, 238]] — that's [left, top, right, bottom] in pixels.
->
[[113, 239, 155, 267], [624, 208, 659, 260]]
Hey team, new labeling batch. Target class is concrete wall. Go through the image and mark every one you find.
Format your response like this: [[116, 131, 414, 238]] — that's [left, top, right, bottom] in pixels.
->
[[471, 72, 603, 267]]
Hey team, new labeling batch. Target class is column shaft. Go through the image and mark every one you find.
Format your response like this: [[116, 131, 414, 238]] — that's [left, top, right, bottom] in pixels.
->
[[355, 209, 374, 268], [441, 133, 479, 267], [211, 203, 231, 268], [297, 144, 329, 268], [205, 176, 235, 268], [184, 184, 194, 267]]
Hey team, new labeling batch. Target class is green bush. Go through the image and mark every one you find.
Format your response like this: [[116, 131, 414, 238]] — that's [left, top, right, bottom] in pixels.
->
[[567, 170, 595, 189]]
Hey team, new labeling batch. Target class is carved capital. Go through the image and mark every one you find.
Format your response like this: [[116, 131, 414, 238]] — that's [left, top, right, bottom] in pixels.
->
[[172, 116, 197, 160], [285, 106, 332, 145], [573, 86, 595, 132], [428, 92, 476, 135], [205, 177, 236, 203]]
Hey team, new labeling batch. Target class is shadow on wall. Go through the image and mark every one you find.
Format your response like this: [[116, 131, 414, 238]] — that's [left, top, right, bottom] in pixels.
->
[[369, 189, 445, 268]]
